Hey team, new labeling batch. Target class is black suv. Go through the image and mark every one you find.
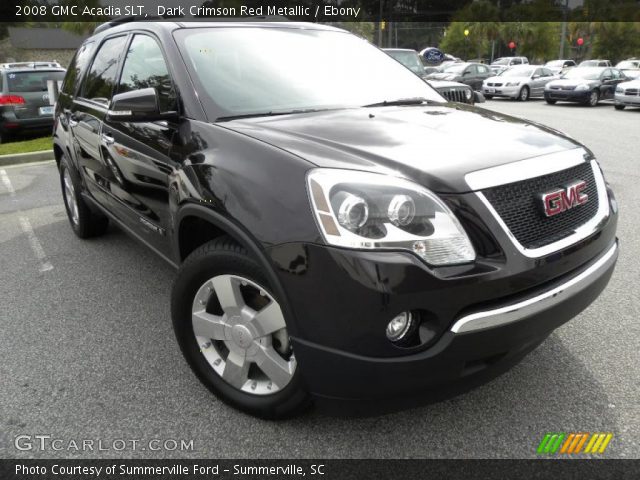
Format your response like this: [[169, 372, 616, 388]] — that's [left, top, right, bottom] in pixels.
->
[[54, 21, 618, 418], [1, 62, 65, 143]]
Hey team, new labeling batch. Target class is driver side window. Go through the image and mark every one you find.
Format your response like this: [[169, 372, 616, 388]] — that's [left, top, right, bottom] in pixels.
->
[[117, 34, 177, 113]]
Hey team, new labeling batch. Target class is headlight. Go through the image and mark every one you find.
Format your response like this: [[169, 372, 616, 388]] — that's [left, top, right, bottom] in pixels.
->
[[464, 89, 472, 100], [575, 84, 589, 91], [307, 169, 476, 266], [615, 87, 624, 93], [505, 82, 520, 87]]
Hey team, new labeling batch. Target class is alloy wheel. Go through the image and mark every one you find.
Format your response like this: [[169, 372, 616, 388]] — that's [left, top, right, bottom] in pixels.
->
[[191, 274, 296, 395]]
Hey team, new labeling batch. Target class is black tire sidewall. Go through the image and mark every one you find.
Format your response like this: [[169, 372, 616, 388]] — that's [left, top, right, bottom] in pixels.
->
[[171, 242, 310, 419]]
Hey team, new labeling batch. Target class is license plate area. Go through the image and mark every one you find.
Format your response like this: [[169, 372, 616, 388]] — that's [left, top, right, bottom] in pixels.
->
[[39, 106, 54, 116]]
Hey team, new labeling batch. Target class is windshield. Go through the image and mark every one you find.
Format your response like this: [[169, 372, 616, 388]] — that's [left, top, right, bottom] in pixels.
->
[[562, 68, 602, 80], [175, 28, 443, 119], [492, 58, 509, 65], [7, 70, 65, 92], [386, 50, 424, 75], [443, 63, 467, 73], [616, 61, 638, 69], [500, 67, 533, 77]]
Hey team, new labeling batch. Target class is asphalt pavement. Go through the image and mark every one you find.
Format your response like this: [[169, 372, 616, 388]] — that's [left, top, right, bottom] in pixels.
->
[[0, 99, 638, 459]]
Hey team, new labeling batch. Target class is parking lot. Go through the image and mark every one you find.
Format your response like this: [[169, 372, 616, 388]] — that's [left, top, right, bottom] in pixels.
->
[[0, 99, 638, 459]]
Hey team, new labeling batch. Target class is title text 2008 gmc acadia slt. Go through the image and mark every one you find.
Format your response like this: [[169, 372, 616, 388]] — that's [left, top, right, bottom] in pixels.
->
[[53, 21, 618, 418]]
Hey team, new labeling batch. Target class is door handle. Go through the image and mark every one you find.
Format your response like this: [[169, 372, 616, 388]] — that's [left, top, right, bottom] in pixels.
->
[[101, 133, 115, 145]]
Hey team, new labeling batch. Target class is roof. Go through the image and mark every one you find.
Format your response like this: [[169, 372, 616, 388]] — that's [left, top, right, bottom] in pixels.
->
[[7, 27, 87, 50]]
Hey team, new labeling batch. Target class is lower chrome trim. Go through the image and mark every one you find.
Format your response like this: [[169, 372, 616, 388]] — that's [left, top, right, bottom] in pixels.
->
[[476, 160, 610, 258], [450, 242, 618, 334]]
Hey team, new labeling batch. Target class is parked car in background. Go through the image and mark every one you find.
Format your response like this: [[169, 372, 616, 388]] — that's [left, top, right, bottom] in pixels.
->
[[489, 56, 529, 75], [579, 59, 612, 67], [483, 65, 556, 101], [614, 78, 640, 110], [544, 67, 626, 106], [0, 62, 65, 143], [425, 62, 493, 91], [544, 59, 576, 75], [384, 49, 483, 105], [615, 59, 640, 70]]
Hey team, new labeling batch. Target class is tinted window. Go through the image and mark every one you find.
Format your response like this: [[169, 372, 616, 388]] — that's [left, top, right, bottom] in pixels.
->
[[611, 69, 621, 79], [7, 71, 65, 92], [542, 68, 554, 76], [512, 58, 522, 65], [61, 42, 94, 96], [478, 65, 490, 73], [81, 35, 128, 104], [117, 35, 176, 112]]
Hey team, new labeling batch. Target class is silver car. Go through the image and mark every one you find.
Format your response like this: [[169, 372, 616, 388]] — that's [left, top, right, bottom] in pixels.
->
[[614, 79, 640, 110], [483, 65, 556, 101]]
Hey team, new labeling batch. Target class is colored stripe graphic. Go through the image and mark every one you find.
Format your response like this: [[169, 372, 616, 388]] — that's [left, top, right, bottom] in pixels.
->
[[538, 433, 613, 454]]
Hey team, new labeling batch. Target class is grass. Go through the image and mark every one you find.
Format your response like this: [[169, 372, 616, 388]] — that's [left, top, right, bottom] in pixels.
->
[[0, 136, 52, 156]]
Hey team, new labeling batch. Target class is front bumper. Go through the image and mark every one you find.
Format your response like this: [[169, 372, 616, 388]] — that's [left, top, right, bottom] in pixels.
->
[[614, 93, 640, 106], [544, 89, 590, 102], [483, 85, 521, 98], [287, 241, 617, 404]]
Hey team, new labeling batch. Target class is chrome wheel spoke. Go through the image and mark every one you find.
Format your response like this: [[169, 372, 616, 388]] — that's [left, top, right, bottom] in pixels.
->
[[248, 301, 286, 337], [222, 352, 249, 389], [211, 275, 244, 313], [192, 310, 227, 340], [255, 346, 294, 388]]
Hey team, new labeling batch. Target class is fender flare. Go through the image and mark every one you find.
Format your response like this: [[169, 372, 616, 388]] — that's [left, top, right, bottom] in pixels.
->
[[173, 203, 300, 335]]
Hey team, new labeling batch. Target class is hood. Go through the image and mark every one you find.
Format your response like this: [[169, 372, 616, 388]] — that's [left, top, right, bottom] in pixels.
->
[[427, 72, 460, 81], [620, 79, 640, 87], [427, 79, 469, 89], [548, 78, 598, 87], [220, 104, 583, 193]]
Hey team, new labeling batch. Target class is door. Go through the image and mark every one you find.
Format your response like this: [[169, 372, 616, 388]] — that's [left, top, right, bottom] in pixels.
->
[[531, 68, 546, 96], [476, 64, 492, 90], [599, 69, 617, 99], [69, 35, 129, 210], [101, 34, 180, 258]]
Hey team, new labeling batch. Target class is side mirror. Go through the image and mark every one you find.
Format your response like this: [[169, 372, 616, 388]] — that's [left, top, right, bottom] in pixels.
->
[[532, 74, 540, 79], [107, 88, 174, 122]]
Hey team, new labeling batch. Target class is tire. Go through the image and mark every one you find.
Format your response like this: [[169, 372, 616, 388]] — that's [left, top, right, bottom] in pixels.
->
[[545, 98, 557, 104], [484, 94, 493, 99], [614, 104, 625, 110], [59, 154, 109, 238], [171, 237, 312, 419], [518, 86, 530, 101], [587, 90, 599, 107]]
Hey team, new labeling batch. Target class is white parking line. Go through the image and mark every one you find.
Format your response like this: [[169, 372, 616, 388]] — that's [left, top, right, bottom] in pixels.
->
[[1, 168, 54, 272]]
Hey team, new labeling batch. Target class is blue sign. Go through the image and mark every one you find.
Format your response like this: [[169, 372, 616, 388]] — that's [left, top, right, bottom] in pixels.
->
[[422, 48, 445, 65]]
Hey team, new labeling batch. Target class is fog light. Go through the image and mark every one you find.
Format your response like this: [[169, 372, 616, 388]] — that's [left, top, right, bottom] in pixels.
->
[[386, 311, 414, 342]]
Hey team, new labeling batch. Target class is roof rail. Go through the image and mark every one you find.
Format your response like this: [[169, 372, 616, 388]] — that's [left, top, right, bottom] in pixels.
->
[[0, 61, 62, 69], [93, 15, 162, 34]]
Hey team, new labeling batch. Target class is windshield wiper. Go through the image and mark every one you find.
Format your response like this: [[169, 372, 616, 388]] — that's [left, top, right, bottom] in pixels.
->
[[363, 97, 440, 108], [216, 108, 327, 121]]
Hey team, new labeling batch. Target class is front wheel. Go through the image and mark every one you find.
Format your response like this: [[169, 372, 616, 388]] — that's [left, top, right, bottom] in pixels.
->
[[545, 98, 557, 104], [518, 86, 530, 101], [587, 90, 599, 106], [614, 104, 625, 110], [171, 237, 311, 419], [484, 94, 493, 99]]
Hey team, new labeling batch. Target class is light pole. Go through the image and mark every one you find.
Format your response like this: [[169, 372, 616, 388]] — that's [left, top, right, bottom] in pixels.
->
[[464, 28, 470, 60]]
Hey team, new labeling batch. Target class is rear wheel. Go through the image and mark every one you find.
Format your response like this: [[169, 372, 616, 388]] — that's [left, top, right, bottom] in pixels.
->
[[614, 104, 625, 110], [171, 237, 311, 419], [518, 86, 530, 101], [59, 154, 108, 238]]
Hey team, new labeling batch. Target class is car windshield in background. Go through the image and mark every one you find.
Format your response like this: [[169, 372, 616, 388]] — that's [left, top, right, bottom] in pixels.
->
[[386, 51, 424, 75], [562, 68, 602, 80], [175, 28, 443, 118], [545, 60, 564, 67], [443, 63, 467, 73], [501, 67, 533, 77], [616, 61, 639, 69], [7, 71, 65, 92]]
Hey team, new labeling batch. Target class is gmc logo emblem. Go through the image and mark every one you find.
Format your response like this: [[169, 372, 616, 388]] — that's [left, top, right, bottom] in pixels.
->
[[540, 181, 588, 217]]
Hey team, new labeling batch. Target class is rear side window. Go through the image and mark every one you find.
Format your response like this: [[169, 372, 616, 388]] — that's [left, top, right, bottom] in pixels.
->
[[116, 34, 176, 112], [61, 42, 94, 96], [7, 71, 65, 92], [81, 35, 128, 105]]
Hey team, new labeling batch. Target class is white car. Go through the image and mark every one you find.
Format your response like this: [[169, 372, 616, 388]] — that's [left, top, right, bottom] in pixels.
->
[[544, 59, 577, 75], [614, 79, 640, 110], [489, 56, 529, 75], [483, 65, 556, 101]]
